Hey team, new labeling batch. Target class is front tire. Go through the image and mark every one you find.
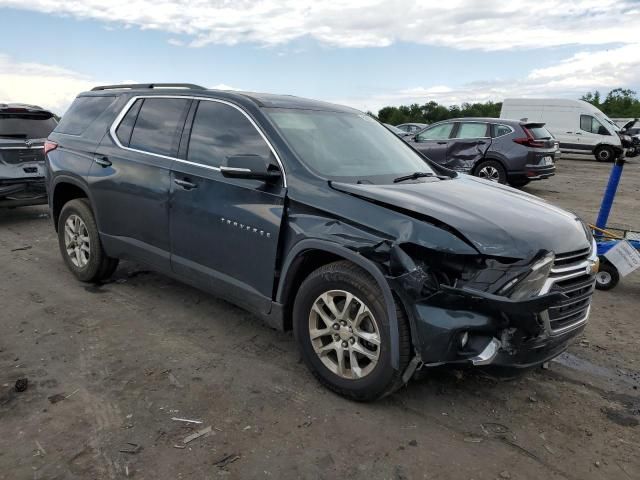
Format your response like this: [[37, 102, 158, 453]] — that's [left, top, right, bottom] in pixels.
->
[[293, 261, 411, 401], [57, 198, 119, 283], [594, 145, 615, 162], [474, 160, 507, 184]]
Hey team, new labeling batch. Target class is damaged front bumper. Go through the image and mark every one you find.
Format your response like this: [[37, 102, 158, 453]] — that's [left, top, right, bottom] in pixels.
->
[[389, 243, 597, 371]]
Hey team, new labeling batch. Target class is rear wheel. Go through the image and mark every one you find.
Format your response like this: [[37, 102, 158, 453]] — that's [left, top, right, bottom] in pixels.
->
[[293, 261, 411, 401], [474, 160, 507, 184], [595, 259, 619, 291], [57, 198, 119, 283], [594, 145, 615, 162]]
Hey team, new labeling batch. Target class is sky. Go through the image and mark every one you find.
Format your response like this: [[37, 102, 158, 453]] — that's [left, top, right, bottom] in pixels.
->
[[0, 0, 639, 115]]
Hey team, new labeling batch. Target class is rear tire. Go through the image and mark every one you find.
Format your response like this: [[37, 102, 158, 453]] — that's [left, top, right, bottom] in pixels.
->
[[293, 260, 411, 401], [595, 259, 619, 291], [57, 198, 119, 283], [474, 160, 507, 184], [594, 145, 615, 163]]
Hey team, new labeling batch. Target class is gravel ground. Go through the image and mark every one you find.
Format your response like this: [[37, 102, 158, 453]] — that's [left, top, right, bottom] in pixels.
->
[[1, 157, 639, 480]]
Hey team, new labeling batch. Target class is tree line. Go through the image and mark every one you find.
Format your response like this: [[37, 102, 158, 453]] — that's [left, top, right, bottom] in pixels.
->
[[376, 89, 640, 125]]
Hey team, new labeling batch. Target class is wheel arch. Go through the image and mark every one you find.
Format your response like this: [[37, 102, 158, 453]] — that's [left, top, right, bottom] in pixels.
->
[[474, 154, 507, 174], [51, 175, 92, 231], [276, 240, 402, 369]]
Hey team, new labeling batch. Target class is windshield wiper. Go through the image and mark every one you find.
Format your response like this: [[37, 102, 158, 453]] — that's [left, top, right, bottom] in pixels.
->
[[393, 172, 435, 183]]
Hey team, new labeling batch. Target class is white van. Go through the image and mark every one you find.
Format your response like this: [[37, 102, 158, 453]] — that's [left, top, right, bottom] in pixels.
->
[[500, 99, 623, 162]]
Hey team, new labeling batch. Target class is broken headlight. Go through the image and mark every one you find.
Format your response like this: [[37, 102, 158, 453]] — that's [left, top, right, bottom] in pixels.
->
[[502, 252, 555, 300]]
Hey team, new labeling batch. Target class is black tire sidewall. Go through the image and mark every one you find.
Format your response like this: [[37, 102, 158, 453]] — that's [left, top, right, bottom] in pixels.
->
[[57, 199, 105, 282], [595, 146, 614, 162], [293, 267, 398, 400], [595, 260, 619, 290]]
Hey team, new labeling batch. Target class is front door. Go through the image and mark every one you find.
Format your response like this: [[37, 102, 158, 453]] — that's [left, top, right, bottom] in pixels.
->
[[409, 122, 455, 164], [169, 99, 286, 314], [445, 121, 491, 172]]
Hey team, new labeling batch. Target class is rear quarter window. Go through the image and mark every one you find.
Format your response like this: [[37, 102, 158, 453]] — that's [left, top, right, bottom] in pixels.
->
[[55, 96, 116, 135], [128, 98, 191, 157]]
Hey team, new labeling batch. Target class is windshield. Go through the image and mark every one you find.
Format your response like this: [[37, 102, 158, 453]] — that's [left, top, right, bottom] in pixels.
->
[[265, 108, 435, 182], [0, 114, 57, 139]]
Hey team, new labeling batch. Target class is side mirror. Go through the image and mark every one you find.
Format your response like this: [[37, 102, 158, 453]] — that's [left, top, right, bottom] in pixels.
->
[[220, 155, 281, 182]]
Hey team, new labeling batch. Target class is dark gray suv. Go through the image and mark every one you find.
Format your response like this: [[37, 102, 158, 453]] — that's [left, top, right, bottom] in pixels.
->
[[45, 84, 597, 401], [405, 118, 559, 188]]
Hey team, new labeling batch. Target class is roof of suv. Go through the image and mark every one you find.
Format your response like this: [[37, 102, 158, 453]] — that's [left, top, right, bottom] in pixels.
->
[[83, 84, 358, 114]]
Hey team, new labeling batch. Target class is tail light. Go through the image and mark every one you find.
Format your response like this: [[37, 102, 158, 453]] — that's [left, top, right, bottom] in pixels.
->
[[44, 140, 58, 155], [513, 127, 545, 148]]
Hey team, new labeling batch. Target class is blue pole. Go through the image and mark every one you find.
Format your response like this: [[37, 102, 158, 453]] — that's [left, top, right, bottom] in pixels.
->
[[595, 157, 625, 231]]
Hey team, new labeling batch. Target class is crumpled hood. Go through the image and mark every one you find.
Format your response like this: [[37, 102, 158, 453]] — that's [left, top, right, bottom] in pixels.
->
[[331, 175, 591, 259]]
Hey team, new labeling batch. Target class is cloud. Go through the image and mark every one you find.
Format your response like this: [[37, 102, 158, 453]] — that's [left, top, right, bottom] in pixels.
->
[[0, 0, 638, 50], [334, 43, 640, 112], [0, 55, 97, 114]]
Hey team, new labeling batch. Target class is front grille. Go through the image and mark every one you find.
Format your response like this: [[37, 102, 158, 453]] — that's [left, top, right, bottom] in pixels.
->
[[541, 247, 596, 334], [553, 247, 590, 267], [547, 273, 594, 331]]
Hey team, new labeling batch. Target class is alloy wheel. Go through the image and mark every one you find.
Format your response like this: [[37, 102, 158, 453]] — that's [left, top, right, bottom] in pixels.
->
[[64, 214, 91, 268], [478, 166, 500, 182], [308, 290, 381, 380]]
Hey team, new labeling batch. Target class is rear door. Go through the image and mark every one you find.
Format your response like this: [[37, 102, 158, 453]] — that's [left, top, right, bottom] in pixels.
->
[[90, 96, 191, 271], [169, 99, 286, 314], [445, 121, 491, 172], [408, 122, 454, 163]]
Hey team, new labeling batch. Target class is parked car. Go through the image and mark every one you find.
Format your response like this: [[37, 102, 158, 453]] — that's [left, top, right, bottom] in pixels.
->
[[1, 103, 57, 207], [396, 122, 427, 134], [46, 84, 597, 401], [500, 98, 624, 162], [404, 118, 558, 187], [383, 123, 411, 137]]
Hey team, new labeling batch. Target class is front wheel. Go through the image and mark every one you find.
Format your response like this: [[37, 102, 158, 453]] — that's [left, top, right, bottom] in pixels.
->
[[57, 198, 119, 283], [474, 160, 507, 184], [594, 145, 615, 162], [293, 261, 411, 401]]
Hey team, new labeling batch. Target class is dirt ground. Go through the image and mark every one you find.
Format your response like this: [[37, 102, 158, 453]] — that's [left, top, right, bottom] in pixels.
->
[[1, 157, 639, 480]]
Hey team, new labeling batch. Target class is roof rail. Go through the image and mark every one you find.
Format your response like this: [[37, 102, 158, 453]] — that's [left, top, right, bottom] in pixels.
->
[[91, 83, 206, 91]]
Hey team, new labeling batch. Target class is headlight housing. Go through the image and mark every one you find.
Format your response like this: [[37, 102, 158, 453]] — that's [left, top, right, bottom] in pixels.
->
[[506, 252, 555, 300]]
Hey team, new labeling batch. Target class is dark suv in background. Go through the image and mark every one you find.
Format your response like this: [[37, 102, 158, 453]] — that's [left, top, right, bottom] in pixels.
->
[[1, 103, 57, 207], [45, 84, 597, 401], [405, 118, 559, 188]]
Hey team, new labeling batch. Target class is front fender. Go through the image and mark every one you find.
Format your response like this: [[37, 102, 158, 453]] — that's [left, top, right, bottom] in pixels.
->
[[277, 239, 401, 370]]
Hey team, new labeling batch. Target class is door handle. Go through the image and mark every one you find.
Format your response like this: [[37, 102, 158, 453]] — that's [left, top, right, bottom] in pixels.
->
[[575, 132, 583, 135], [437, 141, 447, 145], [174, 178, 197, 190], [95, 156, 112, 167], [566, 131, 573, 134]]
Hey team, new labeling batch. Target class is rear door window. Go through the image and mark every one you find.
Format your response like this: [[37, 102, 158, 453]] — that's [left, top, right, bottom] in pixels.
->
[[56, 96, 115, 135], [187, 100, 272, 167], [128, 98, 191, 157], [0, 114, 57, 139], [455, 122, 489, 139], [416, 122, 454, 141]]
